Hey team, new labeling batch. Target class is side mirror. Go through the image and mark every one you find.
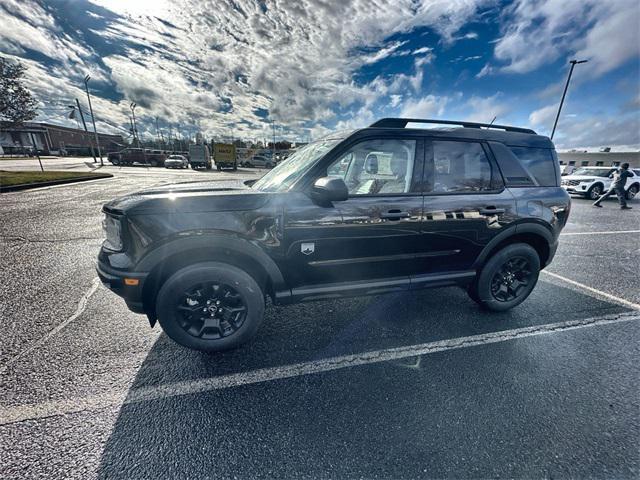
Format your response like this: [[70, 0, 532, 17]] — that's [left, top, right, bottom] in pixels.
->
[[311, 176, 348, 204]]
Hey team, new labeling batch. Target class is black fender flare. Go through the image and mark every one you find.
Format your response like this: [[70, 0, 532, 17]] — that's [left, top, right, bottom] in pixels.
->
[[472, 222, 555, 270], [135, 232, 289, 297]]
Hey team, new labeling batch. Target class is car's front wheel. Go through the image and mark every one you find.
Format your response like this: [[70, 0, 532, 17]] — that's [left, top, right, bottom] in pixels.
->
[[468, 243, 540, 311], [156, 262, 265, 352], [586, 184, 603, 200]]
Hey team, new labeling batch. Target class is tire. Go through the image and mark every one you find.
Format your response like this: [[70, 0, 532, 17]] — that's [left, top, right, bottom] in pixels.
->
[[626, 184, 639, 200], [111, 158, 120, 166], [468, 243, 540, 312], [232, 164, 237, 171], [156, 262, 265, 352], [586, 183, 603, 200], [217, 165, 222, 171]]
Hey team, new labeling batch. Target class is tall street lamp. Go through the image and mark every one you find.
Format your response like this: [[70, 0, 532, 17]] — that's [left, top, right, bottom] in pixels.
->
[[130, 102, 139, 147], [83, 75, 103, 165], [550, 59, 588, 140]]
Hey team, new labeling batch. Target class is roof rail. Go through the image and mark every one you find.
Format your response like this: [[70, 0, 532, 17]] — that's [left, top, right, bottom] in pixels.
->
[[369, 118, 536, 134]]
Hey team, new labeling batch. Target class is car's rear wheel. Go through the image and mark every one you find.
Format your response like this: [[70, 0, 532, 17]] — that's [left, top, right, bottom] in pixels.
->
[[626, 184, 638, 200], [156, 262, 264, 352], [586, 184, 603, 200], [468, 243, 540, 311]]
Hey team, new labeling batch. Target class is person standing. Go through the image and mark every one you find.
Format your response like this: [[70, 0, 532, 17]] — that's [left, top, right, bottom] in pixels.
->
[[593, 163, 633, 209]]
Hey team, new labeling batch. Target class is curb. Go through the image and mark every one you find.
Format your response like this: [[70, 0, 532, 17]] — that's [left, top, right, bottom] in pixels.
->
[[0, 173, 114, 193]]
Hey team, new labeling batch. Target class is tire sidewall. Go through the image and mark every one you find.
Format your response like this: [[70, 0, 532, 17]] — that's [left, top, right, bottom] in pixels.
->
[[476, 243, 540, 311], [588, 184, 603, 200], [156, 262, 265, 352]]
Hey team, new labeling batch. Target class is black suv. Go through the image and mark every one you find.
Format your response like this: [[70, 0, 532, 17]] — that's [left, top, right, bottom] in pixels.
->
[[97, 118, 570, 352]]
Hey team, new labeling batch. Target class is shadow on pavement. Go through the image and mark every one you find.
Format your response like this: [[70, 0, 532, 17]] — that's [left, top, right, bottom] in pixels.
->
[[97, 282, 636, 478]]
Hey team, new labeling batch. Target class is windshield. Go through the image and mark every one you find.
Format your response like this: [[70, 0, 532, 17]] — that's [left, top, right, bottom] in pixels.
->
[[251, 137, 342, 192], [572, 168, 614, 177]]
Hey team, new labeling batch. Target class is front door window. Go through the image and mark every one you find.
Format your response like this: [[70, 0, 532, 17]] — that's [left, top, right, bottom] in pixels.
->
[[327, 139, 418, 195]]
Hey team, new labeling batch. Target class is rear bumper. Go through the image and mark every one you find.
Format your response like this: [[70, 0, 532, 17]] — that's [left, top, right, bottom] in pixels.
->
[[96, 261, 148, 314], [546, 239, 559, 267]]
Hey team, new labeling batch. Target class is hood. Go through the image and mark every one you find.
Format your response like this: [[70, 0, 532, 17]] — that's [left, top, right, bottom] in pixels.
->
[[562, 175, 608, 182], [103, 180, 273, 215]]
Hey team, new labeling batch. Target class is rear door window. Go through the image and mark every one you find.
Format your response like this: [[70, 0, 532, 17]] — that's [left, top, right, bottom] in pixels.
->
[[508, 147, 557, 186], [429, 141, 493, 193]]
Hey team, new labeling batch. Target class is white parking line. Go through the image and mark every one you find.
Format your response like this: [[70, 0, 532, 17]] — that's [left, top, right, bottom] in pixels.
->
[[541, 270, 640, 311], [561, 230, 640, 236], [1, 311, 637, 426], [0, 277, 102, 375]]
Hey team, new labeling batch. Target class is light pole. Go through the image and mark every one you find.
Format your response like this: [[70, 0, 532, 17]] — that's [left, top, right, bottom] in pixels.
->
[[130, 102, 139, 147], [271, 119, 276, 162], [71, 100, 97, 162], [550, 59, 588, 140], [83, 75, 103, 165]]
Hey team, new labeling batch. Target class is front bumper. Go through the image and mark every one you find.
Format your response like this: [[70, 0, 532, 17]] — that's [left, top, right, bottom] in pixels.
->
[[96, 260, 148, 314], [561, 184, 590, 195]]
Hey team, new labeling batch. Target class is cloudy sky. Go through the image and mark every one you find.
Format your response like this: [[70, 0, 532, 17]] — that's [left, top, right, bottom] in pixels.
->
[[1, 0, 638, 149]]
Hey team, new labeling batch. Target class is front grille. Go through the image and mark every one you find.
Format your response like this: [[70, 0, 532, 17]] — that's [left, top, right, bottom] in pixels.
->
[[562, 179, 581, 186]]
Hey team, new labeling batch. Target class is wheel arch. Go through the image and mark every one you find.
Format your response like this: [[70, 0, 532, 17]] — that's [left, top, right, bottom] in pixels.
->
[[472, 223, 554, 271], [138, 234, 288, 322]]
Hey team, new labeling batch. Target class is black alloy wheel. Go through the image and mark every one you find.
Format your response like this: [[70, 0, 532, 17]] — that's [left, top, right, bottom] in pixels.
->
[[176, 282, 247, 340], [156, 262, 265, 351], [468, 242, 540, 311], [489, 256, 533, 302]]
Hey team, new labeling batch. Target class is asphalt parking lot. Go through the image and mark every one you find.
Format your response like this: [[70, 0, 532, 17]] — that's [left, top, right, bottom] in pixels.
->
[[0, 165, 639, 479]]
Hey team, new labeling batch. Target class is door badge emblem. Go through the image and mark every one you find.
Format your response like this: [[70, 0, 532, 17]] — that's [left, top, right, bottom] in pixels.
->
[[301, 243, 315, 255]]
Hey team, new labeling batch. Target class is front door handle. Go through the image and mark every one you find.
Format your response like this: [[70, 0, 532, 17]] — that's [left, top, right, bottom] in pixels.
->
[[381, 210, 411, 220], [479, 206, 506, 215]]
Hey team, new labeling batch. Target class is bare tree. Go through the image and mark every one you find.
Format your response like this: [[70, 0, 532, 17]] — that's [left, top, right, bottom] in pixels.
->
[[0, 56, 38, 124]]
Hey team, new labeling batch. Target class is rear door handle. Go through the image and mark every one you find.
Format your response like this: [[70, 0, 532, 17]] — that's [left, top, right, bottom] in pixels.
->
[[479, 206, 506, 215], [381, 210, 411, 220]]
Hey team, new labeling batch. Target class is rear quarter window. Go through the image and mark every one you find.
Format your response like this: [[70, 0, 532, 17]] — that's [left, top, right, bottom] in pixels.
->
[[508, 146, 558, 186]]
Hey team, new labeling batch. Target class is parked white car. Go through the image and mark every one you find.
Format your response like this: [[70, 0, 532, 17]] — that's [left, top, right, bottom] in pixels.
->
[[164, 154, 189, 169], [561, 166, 640, 200], [242, 155, 274, 168]]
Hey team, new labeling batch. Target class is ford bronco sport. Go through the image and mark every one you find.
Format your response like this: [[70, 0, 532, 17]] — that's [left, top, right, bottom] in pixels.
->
[[97, 118, 571, 352]]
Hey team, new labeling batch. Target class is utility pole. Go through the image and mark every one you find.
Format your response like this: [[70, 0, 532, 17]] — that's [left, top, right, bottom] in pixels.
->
[[551, 59, 588, 140], [74, 99, 97, 162], [83, 75, 103, 165]]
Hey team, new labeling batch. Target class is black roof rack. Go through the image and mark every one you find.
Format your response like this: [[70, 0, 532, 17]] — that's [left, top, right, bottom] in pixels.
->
[[369, 118, 536, 134]]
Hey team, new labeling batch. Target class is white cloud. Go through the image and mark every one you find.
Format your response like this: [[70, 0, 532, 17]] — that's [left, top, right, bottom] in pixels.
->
[[463, 93, 511, 123], [389, 95, 402, 108], [550, 114, 640, 150], [400, 95, 448, 118], [412, 47, 433, 55], [475, 64, 494, 78], [0, 0, 491, 140], [491, 0, 640, 75], [529, 104, 557, 127]]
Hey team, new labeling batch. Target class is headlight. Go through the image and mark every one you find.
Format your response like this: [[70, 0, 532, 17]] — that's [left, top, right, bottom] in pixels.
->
[[102, 214, 123, 251]]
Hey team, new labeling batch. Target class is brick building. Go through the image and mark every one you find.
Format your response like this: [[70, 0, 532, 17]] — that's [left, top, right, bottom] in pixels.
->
[[0, 122, 124, 156]]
